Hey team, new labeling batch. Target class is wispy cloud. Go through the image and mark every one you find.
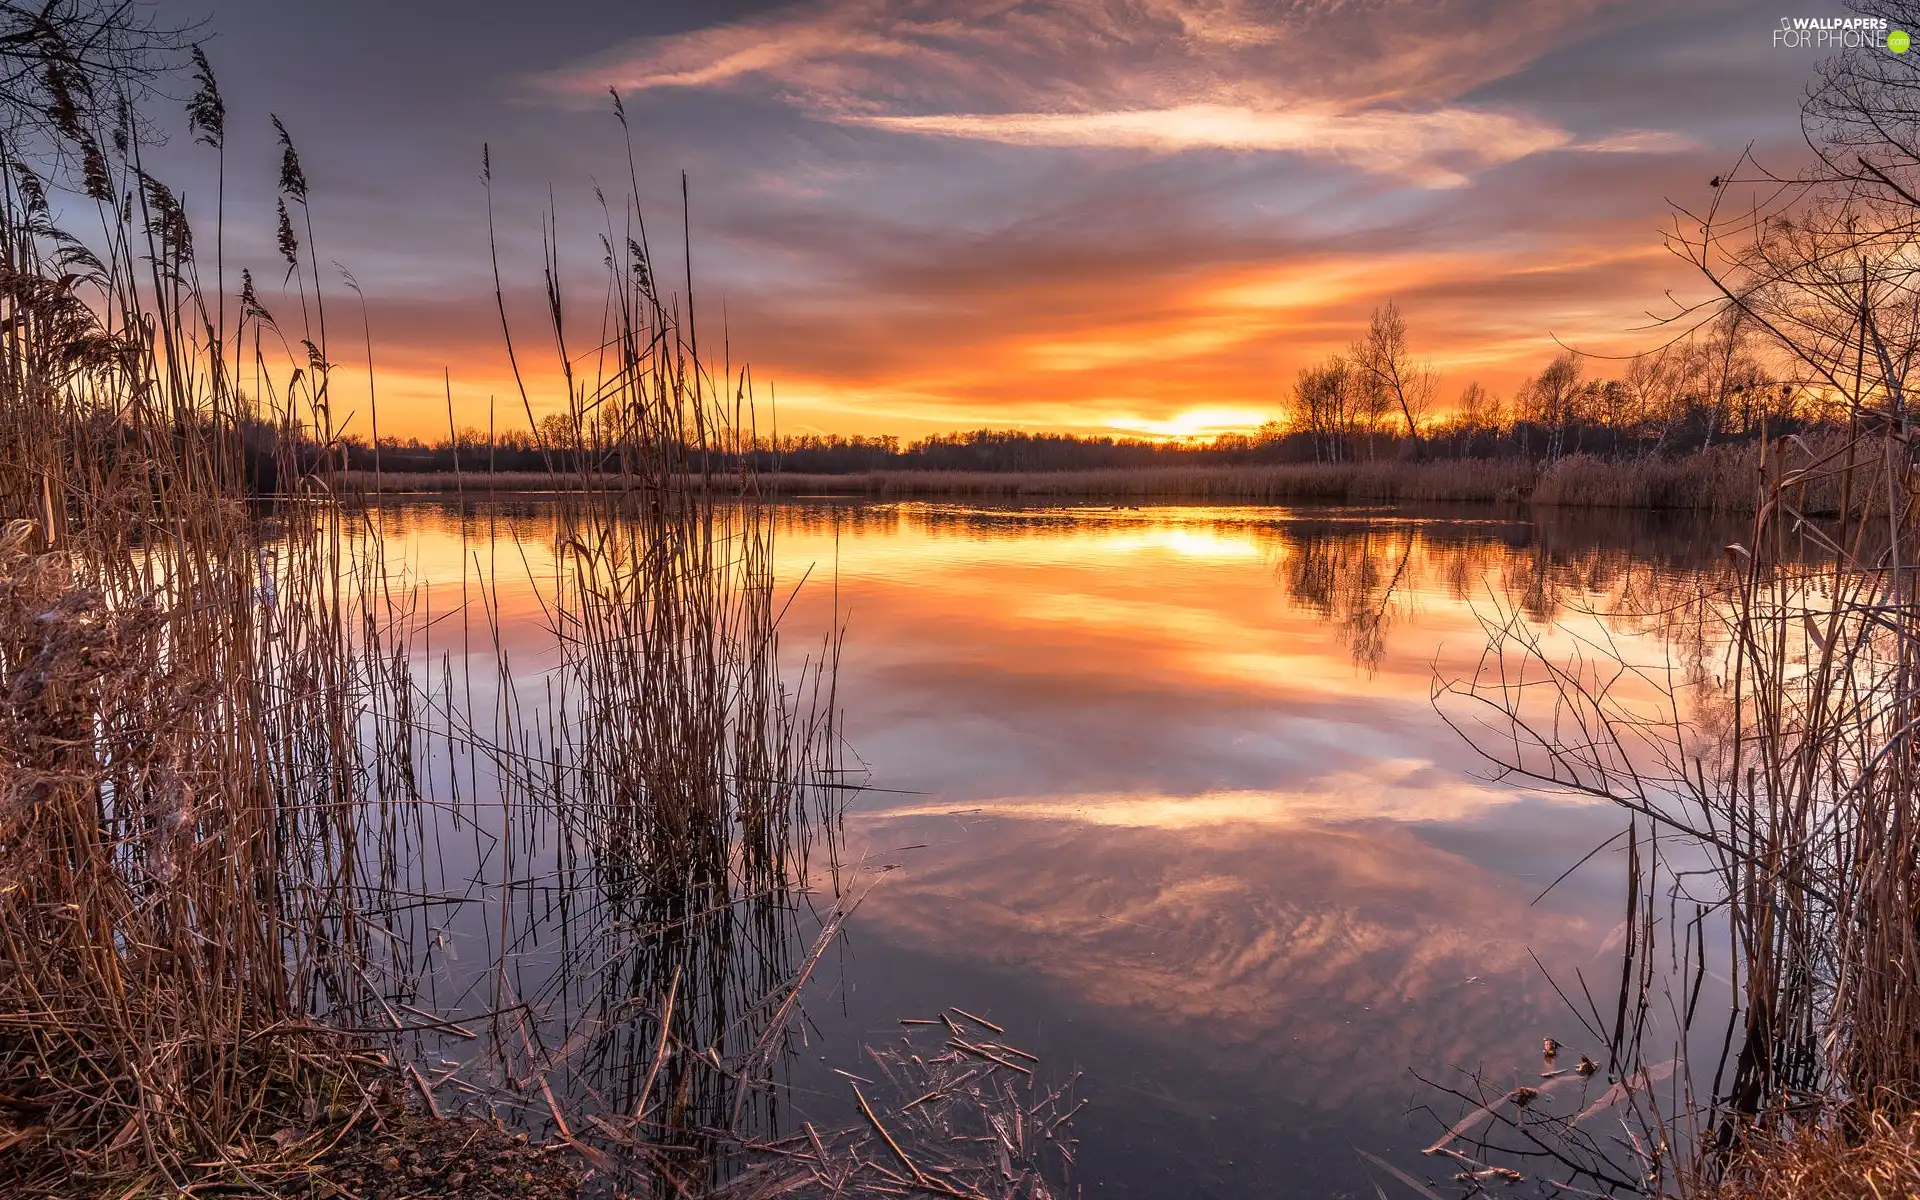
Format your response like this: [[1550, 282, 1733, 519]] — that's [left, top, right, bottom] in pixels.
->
[[844, 103, 1630, 187], [538, 0, 1303, 104], [534, 0, 1660, 188], [435, 0, 1770, 441], [540, 0, 1607, 105]]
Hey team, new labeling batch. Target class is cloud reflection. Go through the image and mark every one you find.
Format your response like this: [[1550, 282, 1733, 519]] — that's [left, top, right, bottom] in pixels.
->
[[848, 808, 1603, 1106], [366, 498, 1739, 1171]]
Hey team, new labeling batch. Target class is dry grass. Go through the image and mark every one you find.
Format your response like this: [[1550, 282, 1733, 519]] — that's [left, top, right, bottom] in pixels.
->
[[354, 459, 1535, 503], [1531, 445, 1757, 510], [0, 70, 407, 1188], [718, 1014, 1080, 1200], [759, 459, 1540, 502], [1700, 1111, 1920, 1200], [0, 521, 377, 1193], [347, 461, 1540, 502], [351, 469, 600, 492], [0, 47, 859, 1200]]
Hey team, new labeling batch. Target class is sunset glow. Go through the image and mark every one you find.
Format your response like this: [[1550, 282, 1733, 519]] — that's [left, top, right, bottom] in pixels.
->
[[16, 3, 1910, 1190], [195, 1, 1814, 441]]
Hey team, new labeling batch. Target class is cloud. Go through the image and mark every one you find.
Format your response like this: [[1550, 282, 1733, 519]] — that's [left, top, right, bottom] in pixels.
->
[[1579, 128, 1699, 154], [430, 0, 1762, 440], [703, 226, 1687, 434], [843, 103, 1584, 187], [533, 0, 1658, 189], [536, 1, 1300, 105], [540, 0, 1609, 109]]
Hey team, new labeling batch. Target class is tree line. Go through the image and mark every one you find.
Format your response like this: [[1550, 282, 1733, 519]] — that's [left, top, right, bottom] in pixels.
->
[[1285, 304, 1804, 463], [325, 302, 1826, 478]]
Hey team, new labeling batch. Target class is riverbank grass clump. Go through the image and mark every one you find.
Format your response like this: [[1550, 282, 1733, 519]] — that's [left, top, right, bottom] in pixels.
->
[[0, 519, 386, 1195], [1700, 1112, 1920, 1200]]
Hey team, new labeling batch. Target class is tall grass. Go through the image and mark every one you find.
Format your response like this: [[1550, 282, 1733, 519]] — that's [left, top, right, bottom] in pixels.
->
[[1430, 161, 1920, 1200], [1529, 445, 1756, 510], [402, 117, 854, 1184], [0, 85, 401, 1189], [0, 54, 847, 1200]]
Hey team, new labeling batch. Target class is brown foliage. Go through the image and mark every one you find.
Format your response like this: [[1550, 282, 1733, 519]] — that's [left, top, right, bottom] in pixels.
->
[[1702, 1111, 1920, 1200]]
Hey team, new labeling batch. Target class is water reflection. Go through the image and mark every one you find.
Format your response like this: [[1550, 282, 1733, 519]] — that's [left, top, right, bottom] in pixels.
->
[[370, 498, 1753, 1197], [323, 496, 845, 1195]]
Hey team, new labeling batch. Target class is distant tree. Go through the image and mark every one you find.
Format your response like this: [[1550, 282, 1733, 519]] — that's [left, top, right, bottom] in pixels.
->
[[1290, 355, 1360, 462], [1521, 352, 1583, 459], [1352, 301, 1437, 443], [1624, 348, 1686, 449], [1698, 309, 1771, 441], [1455, 381, 1500, 429], [536, 410, 578, 453]]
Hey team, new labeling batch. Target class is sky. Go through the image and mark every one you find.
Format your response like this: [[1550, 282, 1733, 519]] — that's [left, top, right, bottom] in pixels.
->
[[150, 0, 1855, 441]]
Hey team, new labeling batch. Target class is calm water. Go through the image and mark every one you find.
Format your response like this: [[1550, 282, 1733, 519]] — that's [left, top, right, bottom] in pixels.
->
[[368, 499, 1742, 1198]]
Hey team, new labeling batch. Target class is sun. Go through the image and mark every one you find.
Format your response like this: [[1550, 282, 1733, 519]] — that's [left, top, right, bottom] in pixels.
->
[[1105, 407, 1275, 441]]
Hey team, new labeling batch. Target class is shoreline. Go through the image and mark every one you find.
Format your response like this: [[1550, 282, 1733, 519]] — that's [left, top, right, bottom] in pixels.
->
[[333, 447, 1777, 511]]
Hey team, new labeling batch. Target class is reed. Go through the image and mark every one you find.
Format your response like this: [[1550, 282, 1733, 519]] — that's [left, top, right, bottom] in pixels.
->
[[399, 113, 855, 1188], [0, 109, 386, 1193], [717, 1016, 1081, 1199], [1530, 445, 1757, 511], [0, 19, 494, 1184], [1429, 97, 1920, 1200], [1695, 1109, 1920, 1199], [0, 32, 851, 1200]]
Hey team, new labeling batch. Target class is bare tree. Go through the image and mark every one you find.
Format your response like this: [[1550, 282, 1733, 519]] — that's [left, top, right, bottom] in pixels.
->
[[1352, 301, 1437, 444], [0, 2, 192, 155], [1622, 347, 1685, 451], [1289, 354, 1362, 462], [1454, 379, 1499, 430], [1521, 351, 1582, 459]]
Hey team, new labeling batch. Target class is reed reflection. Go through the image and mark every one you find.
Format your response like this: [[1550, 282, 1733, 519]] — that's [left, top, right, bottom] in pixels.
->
[[329, 493, 850, 1195], [367, 497, 1764, 1193]]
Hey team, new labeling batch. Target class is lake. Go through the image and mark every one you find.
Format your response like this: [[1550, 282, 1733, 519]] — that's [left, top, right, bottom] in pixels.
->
[[361, 498, 1743, 1198]]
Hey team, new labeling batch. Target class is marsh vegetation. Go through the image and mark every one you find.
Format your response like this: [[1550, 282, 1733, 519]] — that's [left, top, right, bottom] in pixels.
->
[[8, 2, 1920, 1198], [0, 11, 946, 1196], [1407, 7, 1920, 1193]]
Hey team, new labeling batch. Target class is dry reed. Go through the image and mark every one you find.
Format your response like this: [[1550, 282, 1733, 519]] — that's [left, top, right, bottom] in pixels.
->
[[1430, 102, 1920, 1200], [717, 1016, 1080, 1200], [0, 41, 421, 1190], [1696, 1109, 1920, 1199], [0, 38, 854, 1200]]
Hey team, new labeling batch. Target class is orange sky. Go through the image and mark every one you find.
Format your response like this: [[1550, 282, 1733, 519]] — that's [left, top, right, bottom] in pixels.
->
[[351, 235, 1687, 443], [190, 0, 1825, 442]]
